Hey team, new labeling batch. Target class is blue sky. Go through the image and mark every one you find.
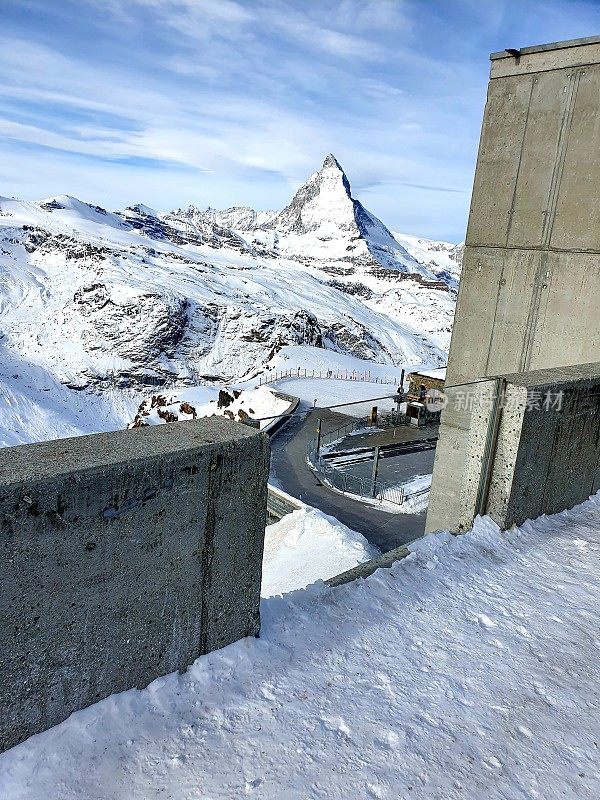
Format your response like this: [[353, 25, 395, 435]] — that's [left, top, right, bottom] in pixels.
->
[[1, 0, 600, 240]]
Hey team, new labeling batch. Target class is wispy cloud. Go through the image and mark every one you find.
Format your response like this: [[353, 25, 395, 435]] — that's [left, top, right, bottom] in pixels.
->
[[1, 0, 600, 240]]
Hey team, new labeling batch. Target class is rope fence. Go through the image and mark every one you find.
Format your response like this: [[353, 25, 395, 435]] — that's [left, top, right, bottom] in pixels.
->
[[258, 367, 399, 386]]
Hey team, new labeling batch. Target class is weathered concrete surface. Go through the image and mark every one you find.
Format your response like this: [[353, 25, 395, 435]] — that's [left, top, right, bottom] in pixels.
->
[[0, 418, 269, 753], [266, 484, 302, 525], [489, 363, 600, 528], [428, 363, 600, 533], [428, 36, 600, 532]]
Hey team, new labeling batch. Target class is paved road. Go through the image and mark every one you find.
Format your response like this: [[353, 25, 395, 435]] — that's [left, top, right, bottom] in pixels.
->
[[269, 407, 433, 552]]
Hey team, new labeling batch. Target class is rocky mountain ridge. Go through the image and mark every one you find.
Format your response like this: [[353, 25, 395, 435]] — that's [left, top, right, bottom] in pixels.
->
[[0, 156, 461, 403]]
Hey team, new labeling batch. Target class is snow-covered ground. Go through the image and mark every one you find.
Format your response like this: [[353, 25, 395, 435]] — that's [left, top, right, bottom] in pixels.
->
[[272, 377, 398, 417], [397, 474, 432, 514], [262, 504, 379, 597], [3, 495, 599, 799], [0, 349, 141, 448], [261, 345, 407, 384], [255, 344, 405, 417], [0, 344, 398, 445]]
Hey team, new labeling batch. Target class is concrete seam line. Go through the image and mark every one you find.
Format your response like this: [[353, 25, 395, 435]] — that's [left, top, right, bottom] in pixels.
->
[[198, 448, 221, 658]]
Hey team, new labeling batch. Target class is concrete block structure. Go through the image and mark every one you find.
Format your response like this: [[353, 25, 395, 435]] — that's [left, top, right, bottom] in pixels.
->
[[427, 37, 600, 532], [433, 363, 600, 532], [0, 418, 269, 752]]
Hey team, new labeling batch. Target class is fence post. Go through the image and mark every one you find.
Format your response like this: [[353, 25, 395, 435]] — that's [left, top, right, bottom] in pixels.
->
[[369, 406, 378, 427], [371, 446, 380, 498]]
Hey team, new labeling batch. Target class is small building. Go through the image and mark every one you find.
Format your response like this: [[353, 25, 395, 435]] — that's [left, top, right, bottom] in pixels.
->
[[407, 367, 446, 400], [405, 368, 446, 425]]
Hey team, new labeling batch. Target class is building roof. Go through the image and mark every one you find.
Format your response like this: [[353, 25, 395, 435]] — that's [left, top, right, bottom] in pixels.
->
[[491, 35, 600, 60], [408, 367, 447, 382]]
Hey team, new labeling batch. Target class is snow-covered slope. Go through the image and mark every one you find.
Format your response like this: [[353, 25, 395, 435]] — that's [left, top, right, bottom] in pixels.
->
[[0, 156, 460, 443], [4, 494, 599, 798], [393, 231, 464, 290], [129, 385, 289, 430], [181, 205, 277, 231]]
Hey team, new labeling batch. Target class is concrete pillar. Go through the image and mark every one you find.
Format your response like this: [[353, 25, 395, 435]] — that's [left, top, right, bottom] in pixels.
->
[[427, 36, 600, 532], [0, 417, 269, 752]]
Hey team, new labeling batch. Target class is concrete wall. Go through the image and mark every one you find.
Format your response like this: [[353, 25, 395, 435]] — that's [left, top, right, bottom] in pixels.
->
[[428, 363, 600, 533], [489, 363, 600, 528], [266, 484, 302, 525], [0, 417, 269, 753], [427, 36, 600, 532]]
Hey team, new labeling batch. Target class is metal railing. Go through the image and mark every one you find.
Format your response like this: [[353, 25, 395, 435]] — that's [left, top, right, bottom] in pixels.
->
[[316, 410, 409, 453], [374, 409, 409, 429], [317, 417, 370, 450], [307, 427, 433, 508], [308, 448, 405, 506]]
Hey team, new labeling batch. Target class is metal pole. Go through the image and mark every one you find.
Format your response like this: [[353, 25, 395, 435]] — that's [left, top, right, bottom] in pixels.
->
[[371, 446, 380, 498], [316, 418, 322, 455]]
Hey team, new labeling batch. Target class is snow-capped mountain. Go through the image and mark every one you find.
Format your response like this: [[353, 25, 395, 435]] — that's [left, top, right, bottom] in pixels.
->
[[178, 206, 277, 232], [263, 154, 436, 280], [392, 232, 464, 291], [0, 155, 460, 444]]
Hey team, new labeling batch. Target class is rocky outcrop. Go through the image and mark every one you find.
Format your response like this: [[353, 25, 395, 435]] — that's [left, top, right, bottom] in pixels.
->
[[73, 283, 188, 366], [180, 206, 277, 231]]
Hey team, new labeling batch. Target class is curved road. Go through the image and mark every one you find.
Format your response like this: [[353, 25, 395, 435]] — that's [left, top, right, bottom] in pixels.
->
[[269, 407, 432, 552]]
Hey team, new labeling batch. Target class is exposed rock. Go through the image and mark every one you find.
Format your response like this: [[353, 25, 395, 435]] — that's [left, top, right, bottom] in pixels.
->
[[325, 279, 372, 299], [157, 407, 178, 423], [179, 402, 197, 418], [217, 389, 234, 409]]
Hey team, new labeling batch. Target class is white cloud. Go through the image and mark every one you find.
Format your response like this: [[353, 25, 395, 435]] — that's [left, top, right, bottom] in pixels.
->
[[10, 0, 580, 238]]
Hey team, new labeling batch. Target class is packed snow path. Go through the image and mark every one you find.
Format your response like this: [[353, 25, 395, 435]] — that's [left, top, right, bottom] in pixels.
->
[[2, 497, 600, 799]]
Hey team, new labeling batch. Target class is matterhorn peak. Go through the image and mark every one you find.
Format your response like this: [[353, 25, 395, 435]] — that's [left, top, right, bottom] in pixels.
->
[[265, 154, 433, 278], [270, 154, 355, 235], [322, 153, 344, 171]]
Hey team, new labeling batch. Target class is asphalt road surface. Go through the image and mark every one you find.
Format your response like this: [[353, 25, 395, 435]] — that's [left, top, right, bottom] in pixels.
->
[[269, 407, 434, 552]]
